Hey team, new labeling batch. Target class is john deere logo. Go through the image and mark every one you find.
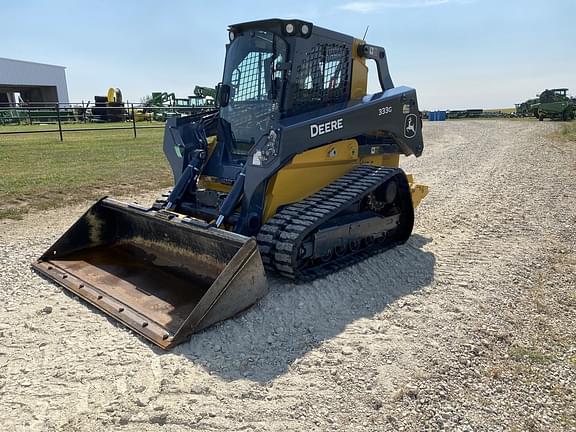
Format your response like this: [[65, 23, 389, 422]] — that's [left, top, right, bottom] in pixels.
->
[[310, 118, 343, 138], [404, 114, 417, 139]]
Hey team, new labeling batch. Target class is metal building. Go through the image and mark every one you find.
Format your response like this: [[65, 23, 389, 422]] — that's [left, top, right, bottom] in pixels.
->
[[0, 57, 69, 105]]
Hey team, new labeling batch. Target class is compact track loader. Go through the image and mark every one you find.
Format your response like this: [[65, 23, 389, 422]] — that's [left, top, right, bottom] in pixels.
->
[[33, 19, 428, 349]]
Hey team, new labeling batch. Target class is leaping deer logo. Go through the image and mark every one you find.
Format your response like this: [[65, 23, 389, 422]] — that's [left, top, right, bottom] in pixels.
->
[[407, 117, 415, 135], [404, 114, 417, 138]]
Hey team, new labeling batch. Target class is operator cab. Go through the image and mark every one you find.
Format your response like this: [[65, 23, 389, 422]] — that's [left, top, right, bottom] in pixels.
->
[[539, 88, 569, 103], [216, 19, 356, 165], [219, 29, 287, 156]]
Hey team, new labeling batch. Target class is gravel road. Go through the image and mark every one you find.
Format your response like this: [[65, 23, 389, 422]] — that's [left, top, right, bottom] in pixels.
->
[[0, 119, 574, 431]]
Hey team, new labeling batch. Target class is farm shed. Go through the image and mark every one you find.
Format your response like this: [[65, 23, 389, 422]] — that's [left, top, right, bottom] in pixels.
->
[[0, 57, 69, 105]]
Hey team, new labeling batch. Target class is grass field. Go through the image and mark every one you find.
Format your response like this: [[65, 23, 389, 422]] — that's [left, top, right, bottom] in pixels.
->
[[0, 121, 165, 133], [558, 122, 576, 141], [1, 119, 572, 221], [0, 124, 172, 219]]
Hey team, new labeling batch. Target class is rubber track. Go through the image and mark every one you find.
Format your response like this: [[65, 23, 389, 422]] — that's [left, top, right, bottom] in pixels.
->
[[256, 165, 408, 282]]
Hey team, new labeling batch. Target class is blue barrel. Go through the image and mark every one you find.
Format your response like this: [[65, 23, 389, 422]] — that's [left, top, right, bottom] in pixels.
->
[[429, 111, 447, 121]]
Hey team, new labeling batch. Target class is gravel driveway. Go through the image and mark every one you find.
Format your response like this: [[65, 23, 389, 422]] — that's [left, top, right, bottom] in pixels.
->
[[0, 119, 574, 431]]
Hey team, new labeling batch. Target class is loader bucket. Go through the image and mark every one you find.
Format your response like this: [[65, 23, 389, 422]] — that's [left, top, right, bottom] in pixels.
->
[[32, 198, 268, 349]]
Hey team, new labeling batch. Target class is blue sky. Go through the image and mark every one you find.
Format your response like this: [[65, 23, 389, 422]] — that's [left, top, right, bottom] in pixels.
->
[[2, 0, 574, 109]]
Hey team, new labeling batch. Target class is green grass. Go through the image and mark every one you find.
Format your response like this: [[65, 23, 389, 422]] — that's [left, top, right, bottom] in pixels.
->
[[0, 121, 162, 133], [509, 346, 551, 365], [558, 123, 576, 141], [0, 124, 172, 219]]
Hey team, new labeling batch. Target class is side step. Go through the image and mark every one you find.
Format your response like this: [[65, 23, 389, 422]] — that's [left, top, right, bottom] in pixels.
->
[[32, 198, 268, 349]]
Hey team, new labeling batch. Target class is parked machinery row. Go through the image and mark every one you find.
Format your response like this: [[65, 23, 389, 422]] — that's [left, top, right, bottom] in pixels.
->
[[516, 88, 575, 121]]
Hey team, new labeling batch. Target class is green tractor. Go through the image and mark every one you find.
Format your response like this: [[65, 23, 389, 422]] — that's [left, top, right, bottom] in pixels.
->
[[531, 88, 575, 121], [515, 98, 538, 117]]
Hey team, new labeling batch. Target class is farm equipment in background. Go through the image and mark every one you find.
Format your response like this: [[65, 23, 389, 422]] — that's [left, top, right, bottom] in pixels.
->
[[515, 97, 538, 117], [0, 91, 77, 124], [91, 88, 126, 122], [137, 89, 217, 121], [515, 102, 529, 117], [0, 109, 24, 125], [150, 92, 176, 106], [446, 109, 484, 119], [193, 86, 217, 104], [531, 88, 575, 121], [33, 19, 428, 349], [136, 92, 178, 121], [0, 105, 76, 124], [466, 109, 483, 118], [446, 110, 468, 119]]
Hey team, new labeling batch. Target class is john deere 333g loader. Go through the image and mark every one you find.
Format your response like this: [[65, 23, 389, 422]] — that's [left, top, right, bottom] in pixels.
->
[[33, 19, 428, 349]]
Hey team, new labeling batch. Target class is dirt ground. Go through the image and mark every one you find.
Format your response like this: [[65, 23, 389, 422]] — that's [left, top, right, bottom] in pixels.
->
[[0, 119, 574, 431]]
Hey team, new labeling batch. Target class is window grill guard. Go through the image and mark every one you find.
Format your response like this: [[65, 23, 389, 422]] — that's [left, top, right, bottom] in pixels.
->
[[231, 52, 273, 102], [290, 43, 350, 115], [223, 37, 286, 149]]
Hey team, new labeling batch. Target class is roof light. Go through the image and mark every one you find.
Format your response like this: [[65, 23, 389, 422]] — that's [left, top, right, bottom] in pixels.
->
[[300, 24, 310, 35], [285, 23, 295, 35], [228, 31, 235, 41]]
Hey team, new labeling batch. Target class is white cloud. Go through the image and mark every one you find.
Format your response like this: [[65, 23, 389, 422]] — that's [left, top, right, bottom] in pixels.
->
[[339, 0, 474, 13]]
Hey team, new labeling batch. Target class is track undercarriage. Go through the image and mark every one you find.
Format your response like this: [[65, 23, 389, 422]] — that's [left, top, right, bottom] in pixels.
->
[[257, 165, 414, 281]]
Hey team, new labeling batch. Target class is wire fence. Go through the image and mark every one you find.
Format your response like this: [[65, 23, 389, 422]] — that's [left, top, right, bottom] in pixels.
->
[[0, 102, 216, 140]]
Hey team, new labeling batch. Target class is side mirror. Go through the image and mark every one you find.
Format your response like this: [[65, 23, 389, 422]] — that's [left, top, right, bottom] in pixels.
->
[[216, 83, 231, 108]]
